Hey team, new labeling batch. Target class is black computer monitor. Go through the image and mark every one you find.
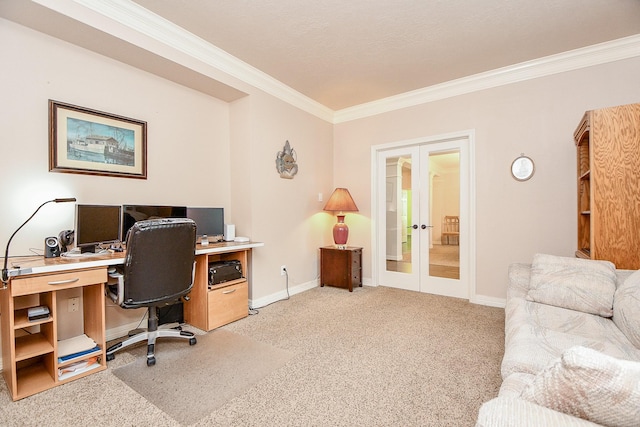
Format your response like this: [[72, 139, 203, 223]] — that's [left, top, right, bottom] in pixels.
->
[[186, 207, 224, 240], [75, 204, 122, 253], [121, 205, 187, 239]]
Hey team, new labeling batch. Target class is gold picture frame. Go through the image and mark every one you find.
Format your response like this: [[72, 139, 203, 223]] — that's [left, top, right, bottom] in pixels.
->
[[49, 100, 147, 179]]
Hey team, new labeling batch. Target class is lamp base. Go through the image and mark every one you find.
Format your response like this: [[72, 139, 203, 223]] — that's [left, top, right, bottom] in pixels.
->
[[333, 215, 349, 246]]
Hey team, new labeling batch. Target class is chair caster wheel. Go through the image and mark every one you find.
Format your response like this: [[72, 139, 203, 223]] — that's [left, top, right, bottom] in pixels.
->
[[189, 337, 197, 346], [147, 356, 156, 366], [106, 353, 115, 361]]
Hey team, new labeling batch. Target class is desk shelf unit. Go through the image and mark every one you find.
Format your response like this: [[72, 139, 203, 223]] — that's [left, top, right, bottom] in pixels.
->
[[1, 268, 107, 401], [184, 246, 250, 331]]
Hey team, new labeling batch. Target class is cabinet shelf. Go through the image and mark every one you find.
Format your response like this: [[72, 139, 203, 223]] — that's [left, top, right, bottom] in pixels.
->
[[57, 348, 102, 367], [579, 170, 590, 180], [14, 308, 52, 329], [15, 334, 54, 361], [16, 363, 55, 399], [208, 277, 246, 291]]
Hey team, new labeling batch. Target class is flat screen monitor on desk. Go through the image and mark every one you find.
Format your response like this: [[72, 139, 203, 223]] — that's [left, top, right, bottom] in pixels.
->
[[122, 205, 187, 239], [75, 204, 122, 253], [186, 207, 224, 242]]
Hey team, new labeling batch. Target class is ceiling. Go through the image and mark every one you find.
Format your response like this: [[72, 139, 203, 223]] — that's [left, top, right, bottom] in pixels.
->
[[131, 0, 640, 110], [2, 0, 639, 113]]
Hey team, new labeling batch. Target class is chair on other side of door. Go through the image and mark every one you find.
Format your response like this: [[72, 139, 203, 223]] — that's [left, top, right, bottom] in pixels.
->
[[441, 216, 459, 245]]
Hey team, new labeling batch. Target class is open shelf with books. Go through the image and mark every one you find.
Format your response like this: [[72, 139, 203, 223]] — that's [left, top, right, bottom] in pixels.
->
[[0, 268, 107, 400]]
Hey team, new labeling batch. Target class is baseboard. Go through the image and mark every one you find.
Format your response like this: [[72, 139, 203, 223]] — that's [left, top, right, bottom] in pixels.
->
[[106, 321, 147, 342], [471, 294, 506, 308], [249, 279, 317, 310]]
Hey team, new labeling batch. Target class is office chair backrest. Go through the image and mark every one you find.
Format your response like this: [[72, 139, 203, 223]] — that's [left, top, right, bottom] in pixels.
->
[[122, 218, 196, 309]]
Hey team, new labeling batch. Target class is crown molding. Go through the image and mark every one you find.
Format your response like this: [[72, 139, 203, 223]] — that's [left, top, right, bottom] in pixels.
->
[[42, 0, 334, 122], [32, 1, 640, 125], [333, 34, 640, 124]]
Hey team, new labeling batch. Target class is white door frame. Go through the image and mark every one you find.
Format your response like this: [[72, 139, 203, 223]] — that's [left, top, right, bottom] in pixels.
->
[[370, 129, 477, 300]]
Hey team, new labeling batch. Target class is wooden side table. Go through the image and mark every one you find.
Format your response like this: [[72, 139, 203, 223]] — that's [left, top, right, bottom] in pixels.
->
[[320, 246, 362, 292]]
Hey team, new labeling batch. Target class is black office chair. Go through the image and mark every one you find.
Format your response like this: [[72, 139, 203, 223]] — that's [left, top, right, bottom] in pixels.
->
[[105, 218, 197, 366]]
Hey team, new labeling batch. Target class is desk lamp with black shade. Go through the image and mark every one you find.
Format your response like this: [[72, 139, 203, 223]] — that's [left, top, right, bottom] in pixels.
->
[[2, 197, 76, 287], [323, 188, 358, 249]]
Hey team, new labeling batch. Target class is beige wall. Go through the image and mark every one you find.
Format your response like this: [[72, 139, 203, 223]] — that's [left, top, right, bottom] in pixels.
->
[[231, 90, 335, 302], [0, 19, 334, 337], [334, 57, 640, 300]]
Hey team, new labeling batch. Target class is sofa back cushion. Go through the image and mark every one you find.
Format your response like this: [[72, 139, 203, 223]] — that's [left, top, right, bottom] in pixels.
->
[[527, 254, 616, 317], [613, 270, 640, 349]]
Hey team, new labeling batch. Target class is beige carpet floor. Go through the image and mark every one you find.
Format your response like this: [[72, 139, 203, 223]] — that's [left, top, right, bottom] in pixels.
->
[[0, 285, 504, 426]]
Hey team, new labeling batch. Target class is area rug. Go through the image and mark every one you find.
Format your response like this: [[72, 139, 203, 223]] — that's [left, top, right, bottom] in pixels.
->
[[112, 329, 293, 425]]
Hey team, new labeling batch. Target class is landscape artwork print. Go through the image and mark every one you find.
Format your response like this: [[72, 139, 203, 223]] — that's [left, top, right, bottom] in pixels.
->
[[49, 100, 147, 179]]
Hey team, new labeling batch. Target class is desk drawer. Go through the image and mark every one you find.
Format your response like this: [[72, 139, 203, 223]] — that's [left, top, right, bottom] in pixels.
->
[[207, 280, 248, 330], [12, 269, 107, 297]]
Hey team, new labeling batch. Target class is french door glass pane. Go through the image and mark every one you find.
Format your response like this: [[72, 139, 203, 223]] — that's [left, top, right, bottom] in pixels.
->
[[385, 156, 412, 273], [428, 151, 460, 279]]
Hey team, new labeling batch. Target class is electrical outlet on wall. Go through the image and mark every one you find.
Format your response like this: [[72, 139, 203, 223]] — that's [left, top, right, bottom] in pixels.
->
[[68, 297, 79, 312], [280, 265, 287, 276]]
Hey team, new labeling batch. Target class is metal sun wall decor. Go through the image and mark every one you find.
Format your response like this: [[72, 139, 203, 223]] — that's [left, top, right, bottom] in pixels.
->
[[276, 140, 298, 179]]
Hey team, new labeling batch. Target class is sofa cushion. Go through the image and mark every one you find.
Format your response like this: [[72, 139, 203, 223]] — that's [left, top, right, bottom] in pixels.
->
[[520, 346, 640, 427], [527, 254, 616, 317], [613, 270, 640, 349], [502, 297, 640, 379]]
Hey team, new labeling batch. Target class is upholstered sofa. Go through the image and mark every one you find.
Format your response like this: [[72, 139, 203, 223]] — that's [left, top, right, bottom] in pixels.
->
[[476, 254, 640, 427]]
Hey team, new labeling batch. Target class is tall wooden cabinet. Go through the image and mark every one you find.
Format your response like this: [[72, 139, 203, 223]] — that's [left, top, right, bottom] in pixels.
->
[[574, 102, 640, 269]]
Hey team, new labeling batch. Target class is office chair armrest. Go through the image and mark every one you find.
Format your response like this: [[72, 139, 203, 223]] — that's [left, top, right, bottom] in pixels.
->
[[106, 269, 125, 305]]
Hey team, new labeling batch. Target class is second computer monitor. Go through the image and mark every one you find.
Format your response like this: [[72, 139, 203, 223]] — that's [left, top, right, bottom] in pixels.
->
[[122, 205, 187, 239], [186, 207, 224, 240]]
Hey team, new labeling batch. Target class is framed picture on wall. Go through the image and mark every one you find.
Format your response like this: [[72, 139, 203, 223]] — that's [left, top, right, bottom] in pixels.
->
[[49, 100, 147, 179]]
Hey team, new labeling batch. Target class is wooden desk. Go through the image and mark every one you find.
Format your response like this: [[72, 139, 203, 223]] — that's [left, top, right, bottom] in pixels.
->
[[1, 241, 263, 400]]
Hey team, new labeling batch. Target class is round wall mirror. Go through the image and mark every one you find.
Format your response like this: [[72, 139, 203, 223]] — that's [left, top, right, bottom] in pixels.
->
[[511, 155, 535, 181]]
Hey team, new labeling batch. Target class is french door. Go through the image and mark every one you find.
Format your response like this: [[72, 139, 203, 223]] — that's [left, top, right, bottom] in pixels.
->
[[374, 134, 472, 299]]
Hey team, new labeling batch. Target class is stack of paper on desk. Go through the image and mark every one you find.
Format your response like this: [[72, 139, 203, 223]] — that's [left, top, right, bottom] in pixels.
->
[[58, 334, 97, 359]]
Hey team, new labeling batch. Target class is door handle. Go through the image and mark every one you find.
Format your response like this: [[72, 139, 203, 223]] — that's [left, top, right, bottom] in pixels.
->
[[412, 224, 418, 229], [421, 225, 433, 229]]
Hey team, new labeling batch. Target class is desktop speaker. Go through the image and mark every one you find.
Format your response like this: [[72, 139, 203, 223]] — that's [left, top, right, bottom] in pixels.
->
[[44, 236, 61, 258], [224, 224, 235, 241]]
